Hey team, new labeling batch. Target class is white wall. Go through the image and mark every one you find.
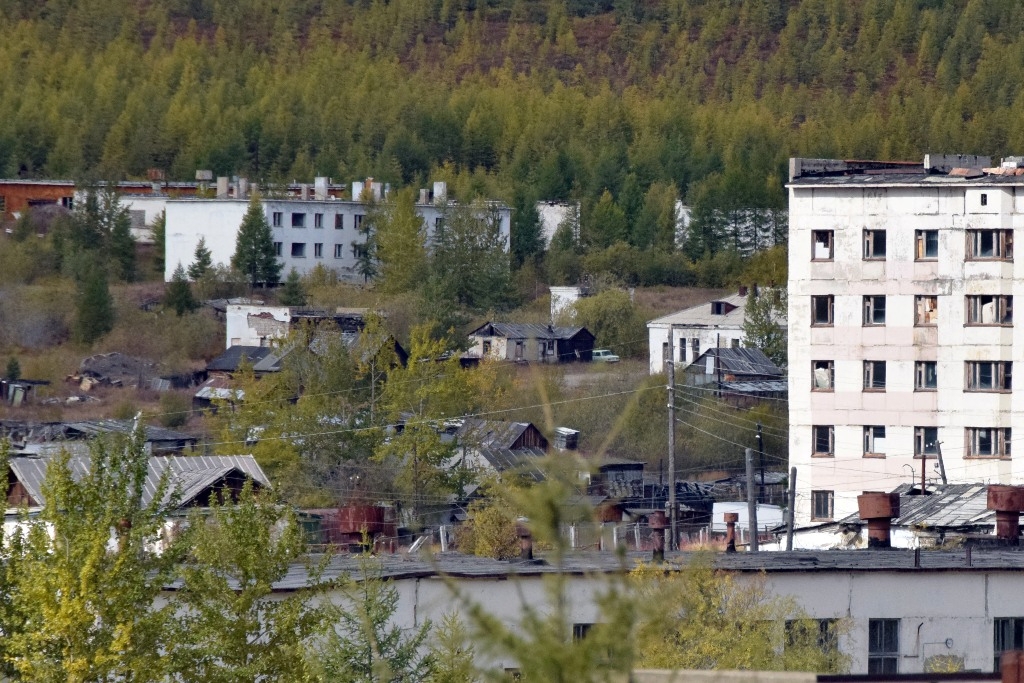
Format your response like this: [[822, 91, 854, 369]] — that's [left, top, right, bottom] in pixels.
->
[[225, 305, 292, 348], [647, 324, 744, 375], [788, 181, 1024, 525]]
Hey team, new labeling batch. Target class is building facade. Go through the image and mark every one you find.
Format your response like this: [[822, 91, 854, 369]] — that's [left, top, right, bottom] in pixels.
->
[[164, 191, 511, 284], [787, 154, 1024, 526]]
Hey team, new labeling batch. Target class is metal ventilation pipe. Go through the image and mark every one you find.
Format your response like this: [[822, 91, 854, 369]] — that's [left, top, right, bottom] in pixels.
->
[[724, 512, 738, 553], [858, 491, 901, 549], [649, 510, 668, 563], [987, 485, 1024, 545], [516, 518, 533, 560]]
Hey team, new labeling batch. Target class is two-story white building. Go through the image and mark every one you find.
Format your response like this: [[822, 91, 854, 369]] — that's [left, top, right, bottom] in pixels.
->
[[164, 180, 511, 284], [787, 154, 1024, 526]]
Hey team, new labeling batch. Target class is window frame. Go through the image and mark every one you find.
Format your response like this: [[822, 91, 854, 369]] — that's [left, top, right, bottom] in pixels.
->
[[272, 212, 283, 227], [335, 214, 344, 230], [314, 212, 323, 229], [868, 619, 900, 674], [812, 230, 834, 261], [966, 295, 1013, 326], [863, 295, 886, 326], [863, 229, 887, 260], [914, 426, 939, 458], [333, 244, 344, 259], [291, 212, 306, 228], [812, 360, 834, 392], [994, 618, 1024, 672], [915, 361, 937, 391], [966, 427, 1011, 459], [864, 425, 887, 457], [273, 241, 283, 256], [353, 214, 365, 232], [811, 490, 834, 521], [915, 229, 939, 260], [811, 295, 834, 327], [290, 242, 306, 258], [915, 295, 938, 326], [967, 229, 1013, 261], [863, 360, 887, 391], [812, 425, 834, 457], [314, 243, 323, 259], [966, 361, 1012, 392]]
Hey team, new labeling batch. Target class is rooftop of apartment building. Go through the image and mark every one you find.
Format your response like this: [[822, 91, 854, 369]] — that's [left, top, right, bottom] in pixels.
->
[[788, 154, 1024, 185]]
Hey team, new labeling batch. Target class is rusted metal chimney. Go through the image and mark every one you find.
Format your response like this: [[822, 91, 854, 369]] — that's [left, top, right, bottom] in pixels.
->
[[649, 510, 667, 563], [516, 518, 533, 560], [858, 491, 900, 548], [724, 512, 738, 553], [988, 485, 1024, 545]]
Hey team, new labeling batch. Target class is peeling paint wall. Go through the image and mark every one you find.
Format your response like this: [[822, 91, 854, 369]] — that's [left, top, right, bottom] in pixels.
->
[[789, 180, 1024, 525]]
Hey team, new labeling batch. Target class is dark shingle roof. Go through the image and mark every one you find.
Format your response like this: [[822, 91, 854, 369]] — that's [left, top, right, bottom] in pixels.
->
[[206, 346, 275, 372], [468, 322, 591, 341], [456, 419, 532, 450]]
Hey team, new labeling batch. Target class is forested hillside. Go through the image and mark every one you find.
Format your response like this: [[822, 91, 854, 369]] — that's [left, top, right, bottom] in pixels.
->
[[1, 0, 1023, 263]]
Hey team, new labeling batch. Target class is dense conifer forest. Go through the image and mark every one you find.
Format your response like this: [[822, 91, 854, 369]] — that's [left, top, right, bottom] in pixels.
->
[[3, 1, 1023, 260]]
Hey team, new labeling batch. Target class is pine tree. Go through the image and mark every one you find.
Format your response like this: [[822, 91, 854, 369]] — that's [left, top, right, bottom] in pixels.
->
[[75, 263, 114, 345], [109, 202, 137, 282], [5, 357, 20, 381], [164, 263, 198, 316], [187, 237, 212, 281], [277, 268, 306, 306], [232, 193, 281, 288], [152, 211, 166, 276]]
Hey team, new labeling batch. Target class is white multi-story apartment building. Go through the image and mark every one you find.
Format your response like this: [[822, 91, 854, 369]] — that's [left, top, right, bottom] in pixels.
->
[[788, 154, 1024, 525], [164, 180, 510, 284]]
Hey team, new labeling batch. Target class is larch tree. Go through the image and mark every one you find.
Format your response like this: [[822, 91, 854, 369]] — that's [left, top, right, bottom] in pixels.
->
[[374, 187, 428, 294], [232, 193, 281, 288], [188, 236, 213, 281], [742, 286, 787, 369]]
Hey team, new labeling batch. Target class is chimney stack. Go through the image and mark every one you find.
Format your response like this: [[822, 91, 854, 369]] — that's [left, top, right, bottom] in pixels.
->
[[858, 491, 900, 548], [724, 512, 738, 553], [649, 510, 668, 563], [516, 518, 533, 560], [988, 485, 1024, 545]]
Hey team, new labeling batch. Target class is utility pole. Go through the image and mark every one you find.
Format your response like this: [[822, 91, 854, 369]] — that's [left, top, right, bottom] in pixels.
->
[[786, 466, 796, 551], [745, 448, 759, 552], [756, 423, 765, 503], [936, 440, 948, 485], [667, 325, 677, 551]]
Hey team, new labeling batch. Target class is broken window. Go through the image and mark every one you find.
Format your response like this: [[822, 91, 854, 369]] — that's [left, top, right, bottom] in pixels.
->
[[863, 426, 887, 456], [864, 360, 886, 390], [314, 243, 323, 258], [291, 212, 306, 228], [967, 229, 1012, 260], [966, 361, 1012, 391], [914, 427, 939, 457], [335, 214, 344, 229], [812, 360, 834, 391], [811, 295, 834, 326], [863, 229, 886, 259], [863, 295, 886, 325], [812, 230, 834, 260], [272, 212, 283, 227], [994, 618, 1024, 671], [691, 338, 699, 360], [915, 295, 938, 325], [811, 490, 834, 520], [353, 214, 365, 232], [915, 361, 937, 390], [334, 244, 344, 258], [812, 425, 834, 456], [915, 230, 939, 260], [966, 295, 1013, 325], [868, 619, 900, 674], [273, 241, 283, 256], [967, 427, 1010, 458], [314, 213, 323, 228], [290, 242, 306, 258]]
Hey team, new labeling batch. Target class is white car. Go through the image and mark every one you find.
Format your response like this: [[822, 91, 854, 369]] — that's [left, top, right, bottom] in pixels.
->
[[592, 349, 620, 363]]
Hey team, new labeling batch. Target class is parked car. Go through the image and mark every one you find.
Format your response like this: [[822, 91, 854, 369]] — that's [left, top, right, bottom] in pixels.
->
[[592, 349, 620, 363]]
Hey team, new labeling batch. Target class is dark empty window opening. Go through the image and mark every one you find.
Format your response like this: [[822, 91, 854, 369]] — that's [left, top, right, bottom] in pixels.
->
[[981, 193, 988, 206], [291, 213, 306, 228], [868, 619, 900, 674], [290, 242, 306, 258]]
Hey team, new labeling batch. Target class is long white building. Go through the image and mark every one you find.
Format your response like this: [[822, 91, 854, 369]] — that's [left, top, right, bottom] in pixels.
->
[[788, 154, 1024, 526], [164, 182, 510, 284]]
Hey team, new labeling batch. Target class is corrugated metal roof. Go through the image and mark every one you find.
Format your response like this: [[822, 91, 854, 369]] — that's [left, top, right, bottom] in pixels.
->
[[475, 447, 547, 480], [648, 292, 789, 329], [719, 380, 789, 393], [457, 419, 532, 450], [836, 484, 995, 530], [8, 454, 270, 510], [63, 420, 195, 445], [467, 322, 590, 341], [700, 347, 783, 377]]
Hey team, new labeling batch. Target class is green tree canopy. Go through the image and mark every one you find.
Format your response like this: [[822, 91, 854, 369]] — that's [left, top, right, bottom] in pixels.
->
[[164, 262, 198, 316], [188, 236, 213, 281], [232, 194, 281, 288]]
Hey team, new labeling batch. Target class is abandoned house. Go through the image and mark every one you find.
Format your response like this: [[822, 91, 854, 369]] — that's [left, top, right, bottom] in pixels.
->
[[466, 322, 595, 363]]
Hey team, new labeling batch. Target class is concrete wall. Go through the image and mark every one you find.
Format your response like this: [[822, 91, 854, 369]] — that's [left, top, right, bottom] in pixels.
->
[[648, 324, 745, 375], [225, 305, 292, 348], [788, 182, 1024, 525], [164, 198, 512, 284]]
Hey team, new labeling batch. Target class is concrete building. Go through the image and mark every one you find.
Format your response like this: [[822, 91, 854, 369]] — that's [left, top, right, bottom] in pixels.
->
[[164, 182, 511, 284], [786, 154, 1024, 526], [647, 289, 787, 375]]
